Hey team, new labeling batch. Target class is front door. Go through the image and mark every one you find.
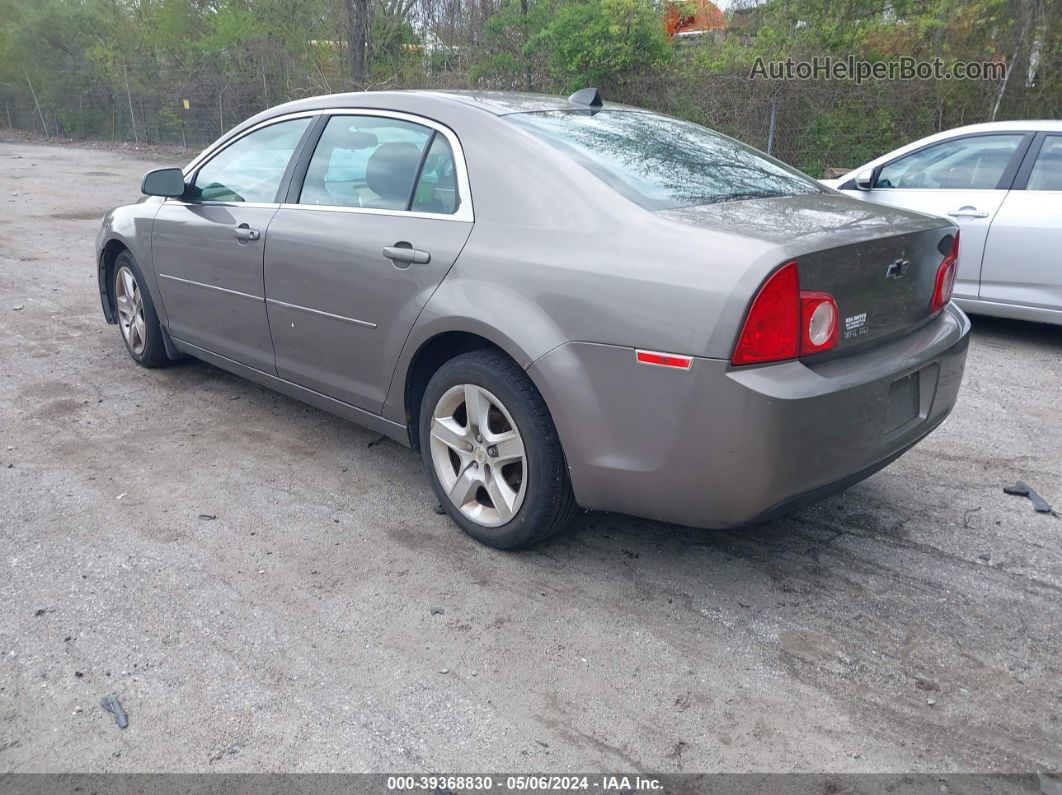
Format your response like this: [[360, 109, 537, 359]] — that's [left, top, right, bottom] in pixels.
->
[[840, 132, 1029, 300], [153, 116, 313, 371], [264, 113, 473, 413]]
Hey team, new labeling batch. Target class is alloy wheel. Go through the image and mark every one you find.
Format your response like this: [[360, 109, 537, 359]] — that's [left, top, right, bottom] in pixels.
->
[[115, 265, 147, 356], [429, 383, 527, 527]]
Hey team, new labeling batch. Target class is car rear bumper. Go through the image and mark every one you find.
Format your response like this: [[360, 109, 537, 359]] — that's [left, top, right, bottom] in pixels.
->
[[528, 303, 970, 528]]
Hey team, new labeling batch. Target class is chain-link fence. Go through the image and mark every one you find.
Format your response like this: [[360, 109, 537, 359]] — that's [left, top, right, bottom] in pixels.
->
[[0, 65, 1036, 176]]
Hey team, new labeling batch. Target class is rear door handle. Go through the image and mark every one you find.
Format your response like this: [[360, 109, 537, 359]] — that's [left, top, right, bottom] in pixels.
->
[[234, 224, 261, 242], [946, 206, 989, 219], [383, 244, 431, 266]]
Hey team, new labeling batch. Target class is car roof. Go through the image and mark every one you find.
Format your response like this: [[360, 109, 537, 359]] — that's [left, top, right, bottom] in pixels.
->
[[410, 90, 640, 115], [265, 89, 639, 118], [937, 120, 1062, 134]]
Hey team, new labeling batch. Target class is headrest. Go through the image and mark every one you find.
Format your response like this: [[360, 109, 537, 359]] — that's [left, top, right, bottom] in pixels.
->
[[366, 142, 422, 201]]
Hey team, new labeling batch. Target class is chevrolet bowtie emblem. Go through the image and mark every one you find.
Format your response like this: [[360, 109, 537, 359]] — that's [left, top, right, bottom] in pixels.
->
[[885, 258, 910, 279]]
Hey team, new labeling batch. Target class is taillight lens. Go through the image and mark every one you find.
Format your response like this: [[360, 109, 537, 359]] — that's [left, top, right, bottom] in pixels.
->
[[732, 261, 839, 366], [800, 292, 839, 354], [731, 261, 800, 365], [931, 231, 960, 313]]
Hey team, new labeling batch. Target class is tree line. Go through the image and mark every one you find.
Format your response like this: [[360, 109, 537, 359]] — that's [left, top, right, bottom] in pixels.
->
[[0, 0, 1056, 174]]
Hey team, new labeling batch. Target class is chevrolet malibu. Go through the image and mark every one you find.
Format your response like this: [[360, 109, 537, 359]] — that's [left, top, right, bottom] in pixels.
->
[[95, 89, 971, 549]]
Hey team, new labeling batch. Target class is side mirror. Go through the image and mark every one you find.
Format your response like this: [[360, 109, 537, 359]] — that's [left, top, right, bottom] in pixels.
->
[[141, 167, 186, 198], [854, 169, 874, 191]]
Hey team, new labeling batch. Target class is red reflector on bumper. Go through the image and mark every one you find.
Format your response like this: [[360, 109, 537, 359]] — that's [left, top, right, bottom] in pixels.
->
[[636, 350, 693, 370]]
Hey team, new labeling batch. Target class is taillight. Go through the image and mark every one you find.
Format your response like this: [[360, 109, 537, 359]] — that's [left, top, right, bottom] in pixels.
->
[[931, 231, 959, 313], [732, 261, 839, 366], [731, 262, 800, 365], [800, 292, 839, 355]]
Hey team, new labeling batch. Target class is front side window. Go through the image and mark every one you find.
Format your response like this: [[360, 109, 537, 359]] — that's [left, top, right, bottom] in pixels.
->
[[505, 110, 821, 210], [876, 134, 1024, 190], [1027, 136, 1062, 191], [191, 118, 311, 203], [300, 115, 437, 211]]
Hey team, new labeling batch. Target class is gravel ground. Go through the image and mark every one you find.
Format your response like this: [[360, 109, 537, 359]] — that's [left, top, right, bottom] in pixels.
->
[[1, 138, 1061, 774]]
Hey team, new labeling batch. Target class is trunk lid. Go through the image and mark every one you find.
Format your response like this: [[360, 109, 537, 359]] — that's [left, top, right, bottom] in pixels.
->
[[659, 193, 957, 352]]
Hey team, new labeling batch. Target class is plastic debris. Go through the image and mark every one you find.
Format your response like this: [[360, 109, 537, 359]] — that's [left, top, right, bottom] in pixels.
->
[[1004, 481, 1057, 516], [100, 694, 128, 729]]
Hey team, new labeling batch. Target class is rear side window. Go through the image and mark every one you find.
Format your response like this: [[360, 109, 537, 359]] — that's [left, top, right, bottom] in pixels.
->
[[412, 135, 458, 214], [300, 115, 433, 210], [876, 134, 1024, 190], [191, 118, 311, 203], [505, 110, 821, 210], [1027, 136, 1062, 191]]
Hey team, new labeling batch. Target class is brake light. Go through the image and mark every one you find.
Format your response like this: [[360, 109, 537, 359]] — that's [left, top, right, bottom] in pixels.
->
[[731, 261, 839, 366], [731, 262, 800, 365], [931, 231, 959, 313]]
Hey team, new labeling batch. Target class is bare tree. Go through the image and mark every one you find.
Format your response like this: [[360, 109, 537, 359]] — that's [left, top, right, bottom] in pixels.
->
[[345, 0, 372, 87]]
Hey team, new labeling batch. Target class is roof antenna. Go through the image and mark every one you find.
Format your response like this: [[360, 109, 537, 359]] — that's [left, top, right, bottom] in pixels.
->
[[568, 87, 603, 108]]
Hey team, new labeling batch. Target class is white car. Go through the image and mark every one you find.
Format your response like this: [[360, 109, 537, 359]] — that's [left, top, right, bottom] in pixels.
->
[[824, 121, 1062, 325]]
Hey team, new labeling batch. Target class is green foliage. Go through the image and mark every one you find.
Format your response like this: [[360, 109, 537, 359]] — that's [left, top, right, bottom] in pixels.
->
[[0, 0, 1055, 168], [529, 0, 671, 90]]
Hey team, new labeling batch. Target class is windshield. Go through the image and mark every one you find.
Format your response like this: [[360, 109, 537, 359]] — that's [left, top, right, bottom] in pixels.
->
[[506, 110, 822, 210]]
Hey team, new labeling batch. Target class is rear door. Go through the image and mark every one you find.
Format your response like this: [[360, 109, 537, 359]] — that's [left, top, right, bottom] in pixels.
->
[[980, 133, 1062, 310], [263, 111, 473, 414], [840, 132, 1031, 300], [153, 116, 314, 371]]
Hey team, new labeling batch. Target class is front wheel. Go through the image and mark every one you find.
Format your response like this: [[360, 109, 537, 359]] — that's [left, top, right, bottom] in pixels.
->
[[113, 251, 168, 368], [420, 349, 577, 549]]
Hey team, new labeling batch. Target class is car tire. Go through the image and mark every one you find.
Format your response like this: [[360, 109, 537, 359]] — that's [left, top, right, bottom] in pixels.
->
[[113, 250, 169, 368], [420, 349, 578, 549]]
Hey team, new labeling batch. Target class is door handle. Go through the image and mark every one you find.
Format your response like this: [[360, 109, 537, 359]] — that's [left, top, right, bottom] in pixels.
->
[[946, 206, 989, 219], [383, 243, 431, 266], [234, 224, 261, 242]]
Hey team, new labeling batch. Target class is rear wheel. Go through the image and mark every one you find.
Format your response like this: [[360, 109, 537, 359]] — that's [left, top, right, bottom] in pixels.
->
[[420, 349, 577, 549], [113, 251, 168, 368]]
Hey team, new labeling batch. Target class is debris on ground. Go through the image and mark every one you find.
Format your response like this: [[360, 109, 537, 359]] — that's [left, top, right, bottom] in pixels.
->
[[197, 514, 217, 521], [431, 607, 444, 616], [963, 506, 981, 528], [12, 304, 24, 311], [209, 743, 240, 763], [434, 504, 446, 515], [367, 435, 387, 448], [100, 694, 128, 729], [1004, 481, 1058, 516], [914, 676, 940, 692]]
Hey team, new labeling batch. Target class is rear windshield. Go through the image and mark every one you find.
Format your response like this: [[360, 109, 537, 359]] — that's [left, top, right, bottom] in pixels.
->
[[505, 110, 822, 210]]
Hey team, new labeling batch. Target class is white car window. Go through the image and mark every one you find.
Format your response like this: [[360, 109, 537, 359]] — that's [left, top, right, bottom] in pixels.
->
[[1027, 136, 1062, 191], [876, 134, 1024, 190]]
